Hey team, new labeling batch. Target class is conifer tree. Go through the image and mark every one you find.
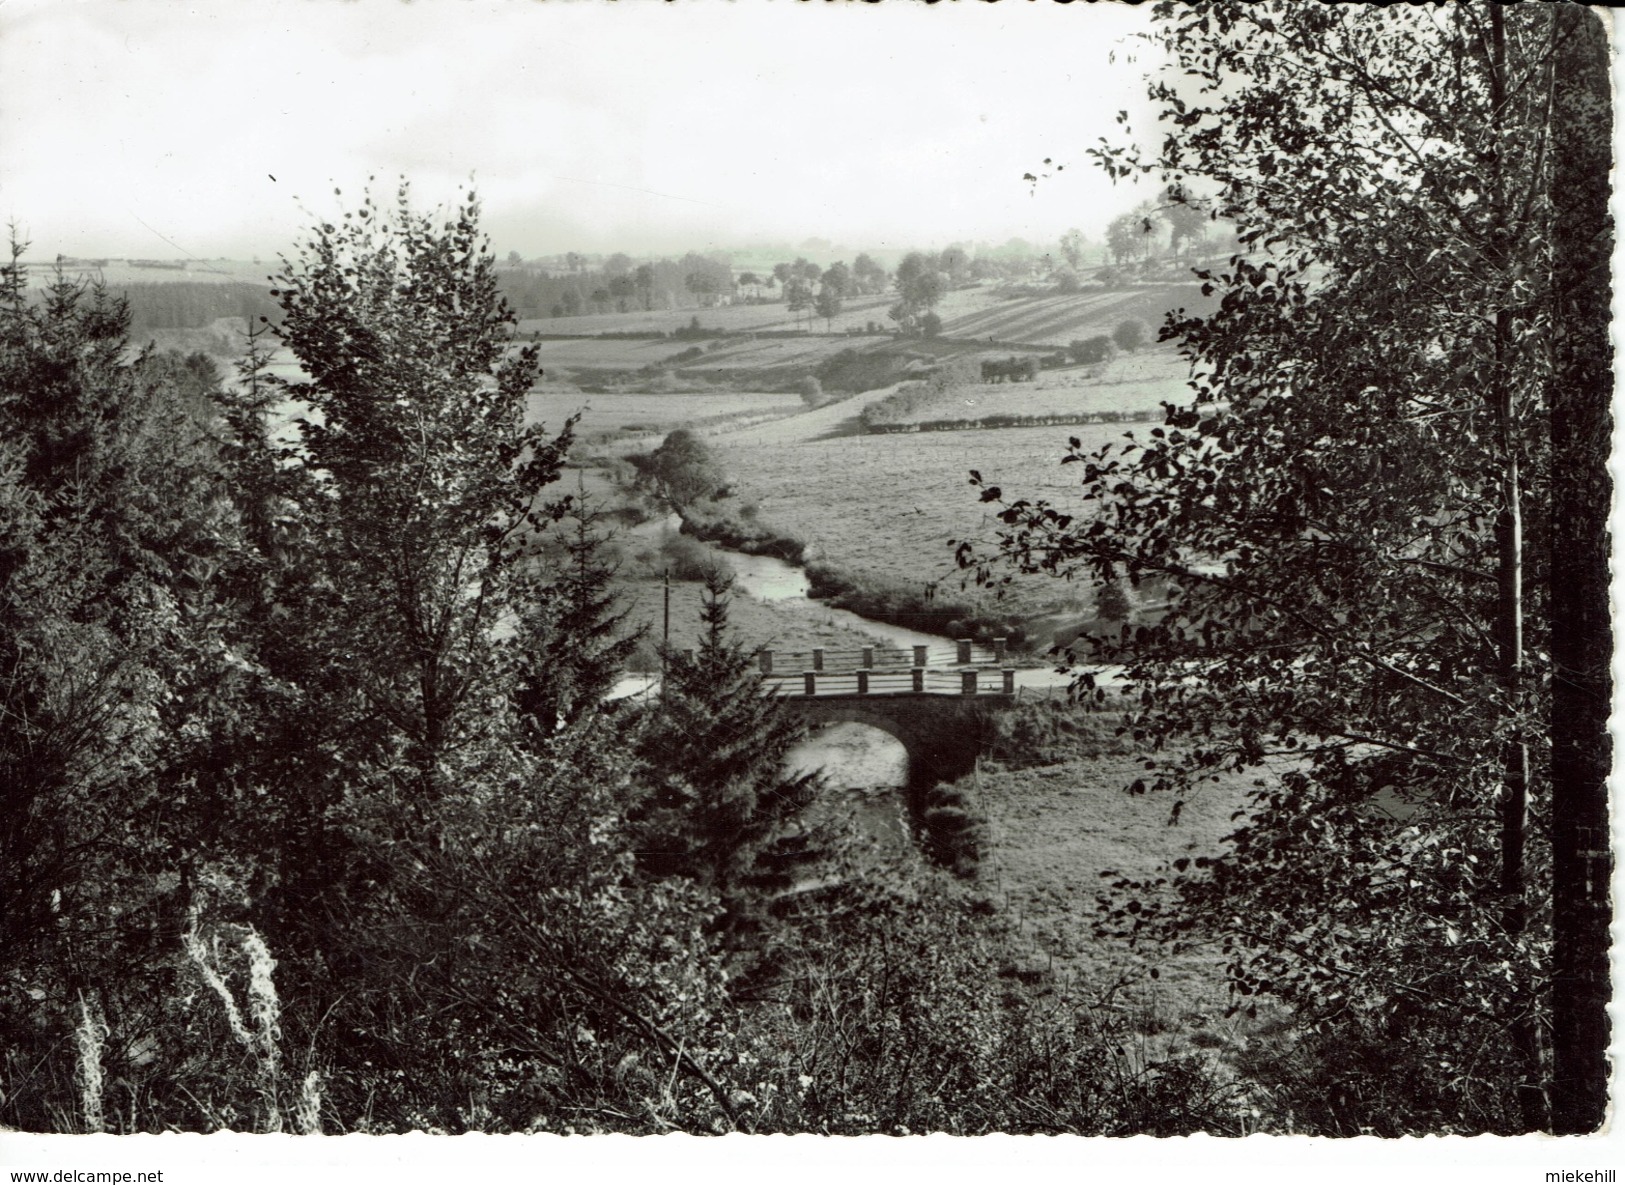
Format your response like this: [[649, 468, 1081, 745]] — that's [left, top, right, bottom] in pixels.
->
[[632, 573, 822, 945], [511, 489, 642, 738]]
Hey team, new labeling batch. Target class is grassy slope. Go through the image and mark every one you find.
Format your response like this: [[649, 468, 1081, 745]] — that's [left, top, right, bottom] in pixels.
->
[[617, 578, 884, 669]]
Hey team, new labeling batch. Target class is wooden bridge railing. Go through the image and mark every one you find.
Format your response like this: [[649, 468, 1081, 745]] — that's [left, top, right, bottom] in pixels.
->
[[756, 640, 1018, 698], [755, 637, 1009, 676]]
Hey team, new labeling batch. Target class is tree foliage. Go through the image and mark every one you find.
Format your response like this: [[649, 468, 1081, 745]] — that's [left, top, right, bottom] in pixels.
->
[[965, 2, 1581, 1133], [627, 427, 725, 514], [630, 575, 823, 954]]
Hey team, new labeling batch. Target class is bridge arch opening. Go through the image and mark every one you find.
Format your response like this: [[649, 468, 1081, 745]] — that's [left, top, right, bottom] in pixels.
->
[[784, 721, 911, 847], [785, 720, 910, 788]]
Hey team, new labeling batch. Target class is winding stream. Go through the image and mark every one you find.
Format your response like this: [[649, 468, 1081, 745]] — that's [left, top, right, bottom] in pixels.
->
[[615, 514, 1089, 801]]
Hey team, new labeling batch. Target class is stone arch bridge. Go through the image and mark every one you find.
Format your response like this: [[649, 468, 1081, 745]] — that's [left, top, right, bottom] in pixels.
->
[[756, 641, 1019, 789]]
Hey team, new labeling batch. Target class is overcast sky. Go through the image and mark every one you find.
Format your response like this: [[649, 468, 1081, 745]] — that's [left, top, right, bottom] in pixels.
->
[[0, 0, 1164, 261]]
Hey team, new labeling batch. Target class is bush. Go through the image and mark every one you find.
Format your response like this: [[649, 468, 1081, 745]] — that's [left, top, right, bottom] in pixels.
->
[[1070, 336, 1117, 366], [803, 563, 1028, 649], [917, 783, 984, 878], [920, 311, 943, 338], [796, 375, 824, 407], [985, 698, 1134, 768], [660, 532, 728, 582], [1095, 578, 1136, 623], [680, 505, 806, 563], [1112, 319, 1147, 352], [815, 348, 910, 394]]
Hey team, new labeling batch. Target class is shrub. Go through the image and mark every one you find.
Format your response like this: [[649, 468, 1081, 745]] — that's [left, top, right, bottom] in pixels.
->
[[796, 375, 824, 407], [660, 532, 728, 582], [680, 505, 806, 563], [920, 311, 944, 337], [1070, 336, 1117, 366], [815, 348, 909, 394], [802, 563, 1028, 649], [1095, 578, 1136, 623], [985, 698, 1134, 768], [1112, 318, 1147, 352], [916, 783, 983, 877]]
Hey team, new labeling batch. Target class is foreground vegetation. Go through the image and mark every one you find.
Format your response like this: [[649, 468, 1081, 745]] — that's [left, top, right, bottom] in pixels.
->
[[0, 191, 1250, 1137], [964, 2, 1610, 1134]]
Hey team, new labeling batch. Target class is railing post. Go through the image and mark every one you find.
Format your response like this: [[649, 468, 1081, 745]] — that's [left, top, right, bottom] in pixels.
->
[[812, 648, 825, 672], [961, 670, 978, 696], [1002, 668, 1015, 695], [861, 646, 874, 669], [912, 668, 924, 693], [804, 671, 816, 696], [913, 645, 928, 668], [956, 639, 973, 666], [758, 649, 773, 674], [857, 670, 869, 696], [994, 637, 1007, 664]]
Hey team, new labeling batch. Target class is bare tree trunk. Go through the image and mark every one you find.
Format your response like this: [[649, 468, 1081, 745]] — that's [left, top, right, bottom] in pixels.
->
[[1547, 3, 1613, 1136], [1485, 6, 1547, 1131]]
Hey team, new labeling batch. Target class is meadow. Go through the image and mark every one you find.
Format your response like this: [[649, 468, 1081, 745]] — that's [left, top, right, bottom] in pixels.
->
[[527, 387, 802, 439], [515, 291, 893, 339], [934, 282, 1210, 345], [504, 281, 1206, 653], [869, 347, 1189, 428], [705, 398, 1168, 629]]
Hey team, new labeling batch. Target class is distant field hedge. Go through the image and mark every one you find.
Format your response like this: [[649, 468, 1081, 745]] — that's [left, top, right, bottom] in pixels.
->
[[864, 408, 1164, 434]]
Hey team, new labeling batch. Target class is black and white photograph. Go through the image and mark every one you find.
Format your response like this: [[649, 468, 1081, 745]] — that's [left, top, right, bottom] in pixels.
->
[[0, 1, 1616, 1178]]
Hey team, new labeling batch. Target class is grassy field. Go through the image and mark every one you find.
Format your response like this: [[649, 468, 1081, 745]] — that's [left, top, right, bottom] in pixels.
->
[[515, 292, 893, 339], [964, 738, 1270, 1060], [27, 258, 273, 287], [926, 281, 1213, 346], [528, 388, 802, 439], [616, 576, 885, 669], [527, 296, 1208, 645], [873, 347, 1190, 427], [704, 405, 1149, 625], [528, 332, 896, 386]]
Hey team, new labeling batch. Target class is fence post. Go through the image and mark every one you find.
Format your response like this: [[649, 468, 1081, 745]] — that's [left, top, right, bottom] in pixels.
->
[[861, 646, 874, 669], [913, 645, 928, 668], [962, 670, 978, 696], [1002, 668, 1016, 695], [803, 671, 816, 696], [857, 670, 869, 696], [994, 637, 1007, 664], [812, 648, 825, 672], [912, 668, 924, 693], [758, 649, 773, 674], [956, 639, 972, 665]]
